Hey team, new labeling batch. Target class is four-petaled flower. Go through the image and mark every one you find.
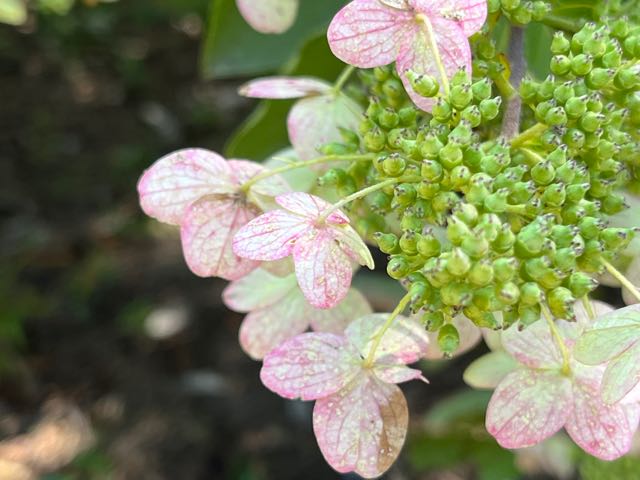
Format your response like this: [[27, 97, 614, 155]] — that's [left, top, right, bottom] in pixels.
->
[[239, 76, 363, 160], [473, 315, 640, 460], [137, 148, 289, 280], [223, 267, 372, 359], [327, 0, 487, 110], [260, 314, 429, 478], [233, 192, 374, 309], [236, 0, 298, 34]]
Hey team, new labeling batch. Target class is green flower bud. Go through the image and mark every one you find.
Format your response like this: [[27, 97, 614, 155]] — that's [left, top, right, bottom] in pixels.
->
[[601, 227, 633, 250], [547, 146, 568, 168], [453, 203, 478, 225], [562, 204, 587, 224], [550, 55, 572, 76], [398, 106, 418, 127], [518, 305, 541, 327], [497, 282, 521, 305], [387, 255, 412, 279], [520, 77, 538, 103], [614, 68, 639, 90], [551, 225, 577, 248], [542, 183, 566, 207], [479, 97, 501, 121], [382, 77, 404, 99], [447, 216, 472, 245], [553, 81, 575, 104], [439, 143, 464, 169], [511, 5, 532, 25], [493, 224, 516, 253], [494, 257, 518, 282], [317, 168, 348, 187], [417, 180, 441, 199], [554, 247, 578, 272], [548, 287, 575, 319], [520, 282, 544, 307], [420, 133, 444, 160], [578, 217, 603, 241], [422, 311, 445, 331], [378, 107, 400, 129], [383, 153, 407, 177], [531, 1, 550, 20], [583, 35, 607, 57], [433, 191, 460, 214], [566, 182, 590, 203], [476, 213, 501, 242], [611, 18, 630, 39], [447, 248, 472, 276], [531, 160, 556, 185], [432, 98, 453, 122], [449, 121, 473, 147], [565, 95, 588, 118], [538, 75, 556, 100], [509, 181, 535, 204], [399, 231, 418, 255], [421, 159, 443, 182], [580, 111, 605, 133], [437, 324, 460, 357], [517, 228, 546, 257], [473, 286, 505, 312], [406, 71, 440, 97], [461, 234, 489, 259], [466, 174, 492, 205], [451, 68, 471, 87], [468, 259, 494, 286], [545, 106, 568, 126], [441, 282, 473, 307], [401, 212, 424, 232], [472, 78, 492, 101], [393, 183, 417, 207], [586, 93, 604, 113], [577, 240, 604, 273], [363, 126, 386, 152], [484, 188, 510, 213], [375, 232, 399, 254], [551, 32, 571, 54], [416, 233, 441, 258], [585, 68, 613, 89], [589, 177, 614, 198], [450, 165, 471, 190], [535, 100, 555, 121], [502, 0, 521, 11], [450, 84, 473, 110], [563, 129, 586, 149], [568, 272, 598, 297], [602, 194, 626, 215]]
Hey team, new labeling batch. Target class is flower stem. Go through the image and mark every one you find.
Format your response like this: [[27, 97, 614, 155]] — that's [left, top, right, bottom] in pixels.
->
[[510, 123, 547, 148], [333, 66, 355, 93], [416, 14, 450, 96], [582, 296, 596, 321], [602, 259, 640, 302], [541, 303, 571, 375], [502, 26, 525, 139], [363, 292, 413, 368], [318, 177, 410, 222], [520, 147, 546, 164], [240, 153, 373, 193], [542, 13, 581, 33]]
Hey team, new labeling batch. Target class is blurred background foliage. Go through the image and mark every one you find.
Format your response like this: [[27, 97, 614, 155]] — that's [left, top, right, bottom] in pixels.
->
[[0, 0, 638, 478]]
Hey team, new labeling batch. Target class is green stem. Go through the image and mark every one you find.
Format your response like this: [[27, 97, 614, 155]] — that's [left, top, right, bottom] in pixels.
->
[[542, 13, 582, 33], [602, 259, 640, 302], [333, 66, 355, 93], [582, 296, 596, 321], [363, 292, 413, 367], [240, 153, 373, 193], [541, 303, 571, 375], [510, 123, 548, 148], [416, 14, 450, 96], [520, 147, 546, 164], [318, 177, 415, 222], [505, 204, 527, 215]]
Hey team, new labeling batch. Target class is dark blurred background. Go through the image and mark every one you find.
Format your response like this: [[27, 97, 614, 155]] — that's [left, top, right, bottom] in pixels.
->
[[0, 1, 638, 479]]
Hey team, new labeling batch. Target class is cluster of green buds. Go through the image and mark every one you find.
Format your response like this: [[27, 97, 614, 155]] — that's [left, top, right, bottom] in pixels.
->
[[487, 0, 551, 26], [313, 12, 639, 356]]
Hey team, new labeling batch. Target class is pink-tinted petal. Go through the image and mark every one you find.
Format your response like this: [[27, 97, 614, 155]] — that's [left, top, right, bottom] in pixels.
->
[[463, 351, 519, 389], [232, 210, 310, 261], [424, 315, 482, 360], [313, 374, 408, 479], [416, 0, 488, 36], [222, 269, 296, 312], [396, 17, 471, 111], [260, 332, 360, 400], [374, 363, 428, 384], [275, 192, 336, 220], [501, 320, 565, 370], [236, 0, 298, 34], [600, 343, 640, 405], [239, 76, 331, 99], [287, 93, 363, 160], [482, 327, 503, 351], [308, 288, 373, 334], [330, 224, 375, 270], [486, 370, 572, 449], [137, 148, 234, 225], [567, 372, 640, 460], [345, 313, 429, 364], [227, 159, 290, 203], [327, 0, 413, 68], [239, 288, 310, 360], [180, 198, 259, 280], [573, 299, 615, 327], [292, 229, 353, 309]]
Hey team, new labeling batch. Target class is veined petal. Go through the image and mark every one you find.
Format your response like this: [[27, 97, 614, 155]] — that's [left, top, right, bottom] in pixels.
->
[[287, 93, 363, 161], [567, 373, 640, 460], [463, 350, 519, 389], [574, 326, 640, 365], [238, 76, 331, 99], [313, 375, 408, 479], [137, 148, 234, 225], [275, 192, 340, 220], [222, 269, 297, 312], [236, 0, 298, 34], [396, 17, 471, 111], [346, 313, 429, 364], [501, 320, 565, 370], [232, 210, 310, 261], [330, 224, 375, 270], [374, 363, 427, 384], [486, 370, 572, 449], [239, 288, 310, 360], [424, 315, 482, 360], [260, 332, 360, 400], [327, 0, 413, 68], [180, 197, 259, 280], [227, 159, 291, 206], [292, 229, 353, 309], [414, 0, 487, 36], [573, 299, 615, 327], [308, 288, 373, 334], [601, 343, 640, 405]]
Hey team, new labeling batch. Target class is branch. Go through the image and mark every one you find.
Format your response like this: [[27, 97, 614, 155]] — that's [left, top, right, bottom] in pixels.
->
[[501, 26, 526, 139]]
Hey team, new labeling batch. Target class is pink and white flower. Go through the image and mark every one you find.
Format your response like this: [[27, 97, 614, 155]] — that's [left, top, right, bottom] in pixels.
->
[[479, 319, 640, 460], [239, 76, 363, 160], [327, 0, 487, 110], [223, 268, 372, 359], [137, 148, 289, 281], [260, 314, 429, 478], [232, 192, 374, 309], [236, 0, 298, 34]]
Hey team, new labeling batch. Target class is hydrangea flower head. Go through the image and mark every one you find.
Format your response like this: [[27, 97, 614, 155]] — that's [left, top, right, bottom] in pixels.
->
[[137, 148, 289, 280], [327, 0, 487, 110], [260, 314, 429, 478], [233, 192, 374, 309]]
